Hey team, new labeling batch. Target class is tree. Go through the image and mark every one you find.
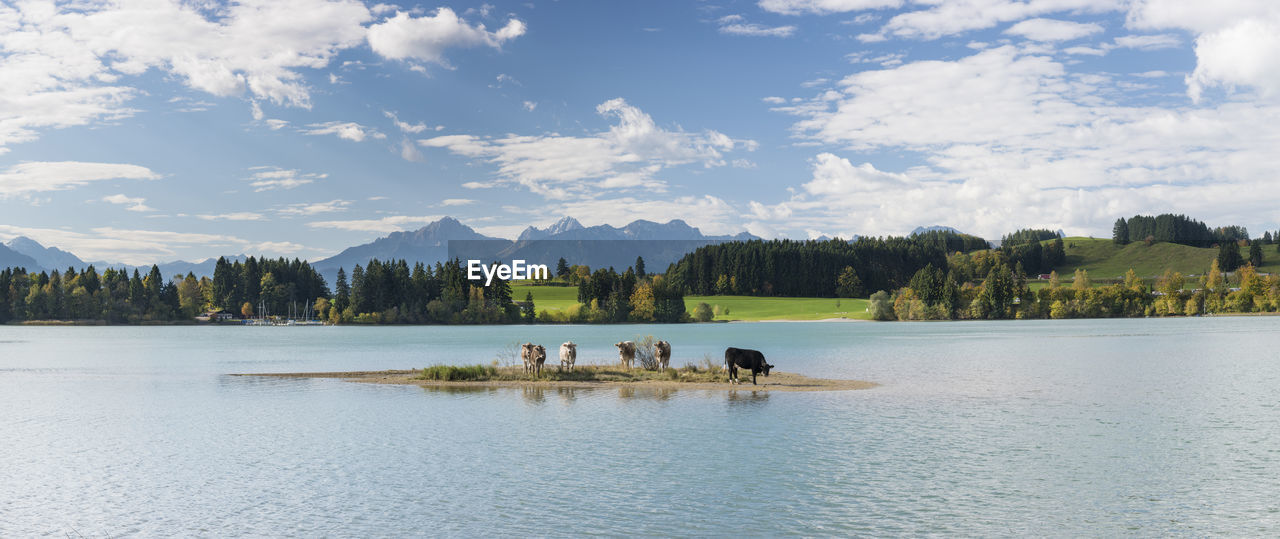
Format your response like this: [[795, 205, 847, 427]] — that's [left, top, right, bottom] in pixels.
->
[[836, 266, 863, 298], [1113, 218, 1129, 245], [522, 291, 536, 322], [177, 273, 202, 318], [556, 258, 570, 278], [1072, 268, 1091, 291], [1249, 241, 1264, 268], [692, 302, 714, 322], [868, 290, 895, 320], [241, 302, 254, 318], [1218, 241, 1243, 272], [634, 256, 646, 278], [629, 282, 655, 322], [334, 267, 349, 312]]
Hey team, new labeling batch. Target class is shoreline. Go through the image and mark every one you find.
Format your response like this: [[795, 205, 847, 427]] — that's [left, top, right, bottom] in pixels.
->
[[235, 369, 879, 392]]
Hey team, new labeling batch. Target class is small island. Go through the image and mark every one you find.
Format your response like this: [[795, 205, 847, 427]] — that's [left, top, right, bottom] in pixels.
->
[[239, 365, 878, 392]]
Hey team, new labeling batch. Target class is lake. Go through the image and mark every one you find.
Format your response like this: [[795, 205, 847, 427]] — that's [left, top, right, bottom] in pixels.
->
[[3, 318, 1279, 535]]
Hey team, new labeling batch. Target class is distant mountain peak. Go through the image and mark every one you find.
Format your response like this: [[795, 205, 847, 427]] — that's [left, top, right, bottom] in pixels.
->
[[5, 236, 45, 251], [5, 235, 85, 271], [911, 225, 962, 236], [518, 216, 585, 241]]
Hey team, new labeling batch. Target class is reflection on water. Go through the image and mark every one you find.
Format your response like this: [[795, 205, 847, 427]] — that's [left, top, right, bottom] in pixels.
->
[[522, 385, 546, 404], [726, 389, 770, 404]]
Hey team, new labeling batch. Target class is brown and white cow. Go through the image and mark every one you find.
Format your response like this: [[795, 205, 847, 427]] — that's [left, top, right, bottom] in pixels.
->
[[559, 342, 577, 372], [521, 342, 536, 374], [655, 340, 672, 371], [615, 341, 636, 369], [531, 344, 547, 375]]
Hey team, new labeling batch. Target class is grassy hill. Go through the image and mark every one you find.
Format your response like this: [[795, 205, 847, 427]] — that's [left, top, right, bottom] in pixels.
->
[[1051, 237, 1217, 279], [1048, 237, 1280, 279], [511, 284, 870, 321]]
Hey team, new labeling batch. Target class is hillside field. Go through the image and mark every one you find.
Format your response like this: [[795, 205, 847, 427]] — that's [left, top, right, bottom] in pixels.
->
[[511, 284, 870, 321], [1046, 237, 1279, 279]]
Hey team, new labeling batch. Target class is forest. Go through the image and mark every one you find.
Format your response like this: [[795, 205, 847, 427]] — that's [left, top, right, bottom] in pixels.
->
[[664, 231, 987, 298]]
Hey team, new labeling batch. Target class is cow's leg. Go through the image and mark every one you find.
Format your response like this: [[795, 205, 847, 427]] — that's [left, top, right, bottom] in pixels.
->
[[751, 369, 757, 385]]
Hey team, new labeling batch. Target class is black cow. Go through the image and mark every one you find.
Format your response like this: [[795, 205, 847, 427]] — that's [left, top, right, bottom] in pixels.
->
[[725, 347, 773, 385]]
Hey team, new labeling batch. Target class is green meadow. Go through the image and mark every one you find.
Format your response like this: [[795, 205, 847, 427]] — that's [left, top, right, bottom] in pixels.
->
[[511, 284, 870, 321]]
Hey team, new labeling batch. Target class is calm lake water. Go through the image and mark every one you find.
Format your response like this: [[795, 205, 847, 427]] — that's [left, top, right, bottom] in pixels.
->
[[3, 318, 1279, 536]]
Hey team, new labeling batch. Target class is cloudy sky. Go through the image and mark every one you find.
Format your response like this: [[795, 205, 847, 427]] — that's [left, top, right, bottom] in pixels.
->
[[1, 0, 1278, 264]]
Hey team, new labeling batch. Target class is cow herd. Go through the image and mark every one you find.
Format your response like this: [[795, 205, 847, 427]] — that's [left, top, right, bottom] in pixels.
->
[[517, 340, 776, 385]]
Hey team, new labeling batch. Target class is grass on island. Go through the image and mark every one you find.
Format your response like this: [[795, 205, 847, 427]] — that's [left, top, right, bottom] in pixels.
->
[[417, 362, 729, 383], [511, 283, 871, 322]]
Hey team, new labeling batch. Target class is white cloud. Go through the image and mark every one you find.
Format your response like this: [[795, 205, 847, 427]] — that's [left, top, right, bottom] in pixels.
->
[[717, 15, 797, 37], [278, 199, 351, 216], [251, 241, 307, 256], [1113, 34, 1181, 50], [0, 161, 160, 198], [1123, 2, 1280, 101], [863, 0, 1122, 42], [0, 1, 510, 152], [245, 167, 326, 191], [759, 0, 903, 16], [102, 193, 154, 212], [419, 98, 750, 199], [384, 110, 427, 133], [367, 8, 525, 67], [1005, 18, 1103, 41], [764, 44, 1280, 240], [1186, 15, 1280, 101], [522, 100, 537, 111], [264, 119, 290, 130], [399, 138, 425, 162], [307, 215, 444, 233], [197, 212, 265, 221], [440, 198, 476, 206], [302, 121, 385, 142]]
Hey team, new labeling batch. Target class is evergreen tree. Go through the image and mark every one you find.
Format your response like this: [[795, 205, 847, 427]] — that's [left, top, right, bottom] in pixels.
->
[[522, 291, 536, 322], [334, 267, 349, 312], [634, 256, 646, 278], [1113, 218, 1129, 245], [1218, 241, 1243, 272], [556, 257, 570, 278], [1249, 241, 1264, 268]]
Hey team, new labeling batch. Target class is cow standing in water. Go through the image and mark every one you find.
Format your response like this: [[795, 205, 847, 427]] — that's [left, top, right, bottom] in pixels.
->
[[725, 347, 773, 385], [655, 341, 672, 371], [531, 345, 547, 375], [615, 341, 636, 369], [521, 343, 536, 374], [559, 342, 577, 372]]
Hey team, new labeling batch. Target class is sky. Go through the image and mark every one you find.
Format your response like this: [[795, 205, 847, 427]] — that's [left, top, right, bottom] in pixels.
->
[[1, 0, 1278, 264]]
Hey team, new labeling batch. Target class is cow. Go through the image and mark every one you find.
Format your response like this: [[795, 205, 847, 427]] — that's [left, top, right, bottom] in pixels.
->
[[521, 342, 536, 373], [531, 344, 547, 375], [615, 341, 636, 369], [655, 340, 672, 372], [559, 342, 577, 372], [725, 347, 773, 385]]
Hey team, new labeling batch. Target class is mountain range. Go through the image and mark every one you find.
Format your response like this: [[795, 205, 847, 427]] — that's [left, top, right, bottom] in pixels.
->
[[2, 236, 245, 279], [311, 217, 760, 283], [1, 217, 761, 282]]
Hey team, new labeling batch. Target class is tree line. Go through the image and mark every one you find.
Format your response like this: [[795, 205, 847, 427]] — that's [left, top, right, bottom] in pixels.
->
[[875, 253, 1280, 321], [665, 233, 987, 299], [0, 265, 193, 323], [1112, 214, 1249, 247]]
